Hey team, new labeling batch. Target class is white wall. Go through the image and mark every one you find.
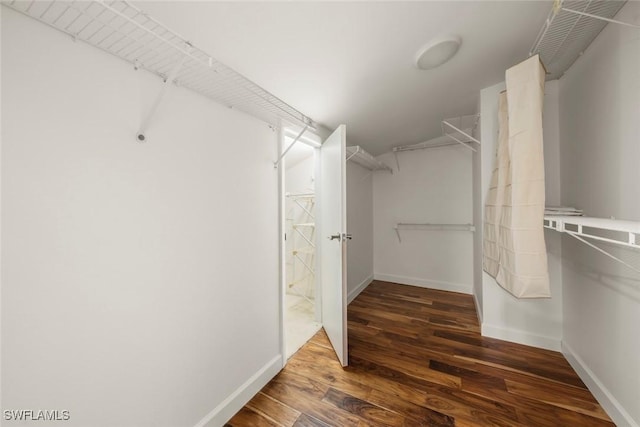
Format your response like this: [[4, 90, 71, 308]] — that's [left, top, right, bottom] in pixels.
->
[[1, 9, 280, 427], [346, 161, 373, 303], [478, 79, 563, 351], [373, 144, 473, 294], [558, 3, 640, 425]]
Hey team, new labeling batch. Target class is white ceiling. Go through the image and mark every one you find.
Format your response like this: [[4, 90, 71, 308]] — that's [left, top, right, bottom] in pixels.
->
[[139, 1, 552, 155]]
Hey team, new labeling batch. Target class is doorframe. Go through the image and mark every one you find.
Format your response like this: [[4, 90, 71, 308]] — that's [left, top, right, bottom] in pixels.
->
[[277, 123, 323, 367]]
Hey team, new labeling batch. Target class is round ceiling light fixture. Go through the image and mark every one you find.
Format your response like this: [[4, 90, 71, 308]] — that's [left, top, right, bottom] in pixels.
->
[[415, 36, 461, 70]]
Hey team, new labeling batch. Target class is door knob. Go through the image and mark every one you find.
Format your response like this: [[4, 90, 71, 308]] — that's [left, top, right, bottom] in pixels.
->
[[343, 233, 352, 240], [328, 234, 341, 240]]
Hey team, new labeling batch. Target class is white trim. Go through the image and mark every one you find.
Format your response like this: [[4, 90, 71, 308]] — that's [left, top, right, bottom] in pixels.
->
[[277, 127, 286, 368], [348, 275, 373, 304], [373, 273, 472, 295], [481, 323, 561, 351], [562, 341, 638, 427], [473, 291, 483, 325], [193, 355, 283, 427], [313, 146, 322, 324]]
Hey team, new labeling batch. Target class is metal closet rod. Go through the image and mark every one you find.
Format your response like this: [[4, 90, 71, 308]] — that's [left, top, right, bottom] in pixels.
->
[[392, 140, 459, 152], [393, 222, 476, 243]]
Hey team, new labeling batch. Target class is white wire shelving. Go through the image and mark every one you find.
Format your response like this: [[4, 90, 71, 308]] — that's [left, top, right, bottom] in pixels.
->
[[544, 215, 640, 274], [394, 223, 476, 243], [2, 0, 318, 138], [441, 114, 481, 152], [531, 0, 633, 80], [391, 114, 479, 170], [346, 146, 393, 174]]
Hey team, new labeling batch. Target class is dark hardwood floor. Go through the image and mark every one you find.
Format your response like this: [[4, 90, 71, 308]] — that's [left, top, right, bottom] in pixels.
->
[[226, 280, 613, 426]]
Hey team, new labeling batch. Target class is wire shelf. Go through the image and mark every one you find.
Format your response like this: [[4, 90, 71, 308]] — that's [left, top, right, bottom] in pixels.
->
[[544, 215, 640, 274], [544, 216, 640, 248], [2, 0, 318, 130], [346, 146, 393, 173], [530, 0, 628, 80]]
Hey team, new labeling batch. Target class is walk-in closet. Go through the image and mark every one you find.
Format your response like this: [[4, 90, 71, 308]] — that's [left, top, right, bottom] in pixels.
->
[[2, 1, 639, 426]]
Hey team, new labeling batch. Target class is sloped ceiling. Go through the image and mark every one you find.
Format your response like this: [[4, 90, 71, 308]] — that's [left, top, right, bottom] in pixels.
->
[[140, 1, 551, 155]]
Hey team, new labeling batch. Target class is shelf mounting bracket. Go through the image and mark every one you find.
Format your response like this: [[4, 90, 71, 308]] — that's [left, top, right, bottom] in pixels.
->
[[136, 46, 191, 143], [442, 119, 481, 147], [274, 125, 309, 168], [566, 231, 640, 275], [346, 146, 360, 162]]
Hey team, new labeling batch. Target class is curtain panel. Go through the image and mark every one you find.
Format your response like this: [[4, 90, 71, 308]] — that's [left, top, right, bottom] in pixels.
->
[[483, 55, 550, 298]]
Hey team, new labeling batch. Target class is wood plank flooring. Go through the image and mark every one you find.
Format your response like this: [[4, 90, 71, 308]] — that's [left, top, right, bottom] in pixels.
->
[[226, 280, 613, 426]]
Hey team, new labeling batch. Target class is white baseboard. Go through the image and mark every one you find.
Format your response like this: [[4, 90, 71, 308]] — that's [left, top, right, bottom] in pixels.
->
[[194, 355, 283, 427], [562, 341, 638, 427], [481, 323, 561, 351], [348, 275, 373, 304], [373, 273, 472, 295]]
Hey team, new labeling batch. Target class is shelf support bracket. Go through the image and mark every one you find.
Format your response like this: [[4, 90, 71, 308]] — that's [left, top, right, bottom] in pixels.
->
[[442, 120, 482, 146], [566, 231, 640, 275], [136, 49, 191, 142], [444, 131, 477, 152], [346, 146, 360, 162], [392, 149, 401, 172], [274, 125, 309, 168]]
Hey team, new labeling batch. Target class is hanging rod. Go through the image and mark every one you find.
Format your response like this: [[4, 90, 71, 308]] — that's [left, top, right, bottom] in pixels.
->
[[346, 146, 393, 174], [392, 139, 462, 153], [544, 215, 640, 274], [394, 223, 476, 243], [286, 192, 315, 199], [2, 0, 319, 133]]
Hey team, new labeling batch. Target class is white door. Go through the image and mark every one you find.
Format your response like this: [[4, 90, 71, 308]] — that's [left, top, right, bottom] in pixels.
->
[[319, 125, 348, 366]]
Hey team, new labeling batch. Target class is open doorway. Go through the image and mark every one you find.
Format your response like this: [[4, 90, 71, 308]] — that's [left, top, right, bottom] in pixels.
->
[[282, 129, 322, 358]]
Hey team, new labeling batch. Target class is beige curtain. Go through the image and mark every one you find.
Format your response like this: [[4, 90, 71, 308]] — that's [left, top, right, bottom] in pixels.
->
[[483, 55, 550, 298], [483, 92, 509, 279]]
